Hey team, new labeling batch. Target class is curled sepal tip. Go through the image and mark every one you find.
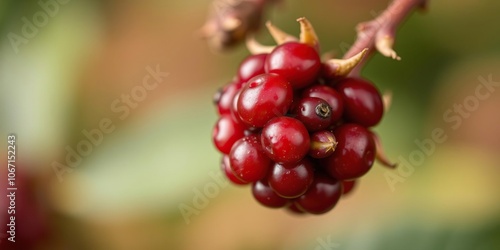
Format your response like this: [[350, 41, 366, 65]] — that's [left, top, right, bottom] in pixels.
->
[[371, 131, 397, 169], [245, 36, 275, 55], [323, 48, 368, 78], [297, 17, 320, 50], [265, 21, 297, 45], [376, 35, 401, 61], [382, 91, 393, 112]]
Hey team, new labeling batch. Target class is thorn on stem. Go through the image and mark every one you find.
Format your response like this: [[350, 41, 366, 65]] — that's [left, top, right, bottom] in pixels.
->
[[266, 21, 297, 44], [246, 36, 275, 54], [324, 48, 368, 78], [376, 34, 401, 61]]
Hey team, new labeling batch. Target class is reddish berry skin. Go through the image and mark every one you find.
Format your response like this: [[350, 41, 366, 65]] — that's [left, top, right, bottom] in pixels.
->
[[261, 117, 310, 164], [221, 155, 248, 185], [237, 73, 293, 128], [215, 81, 243, 115], [302, 85, 343, 123], [252, 179, 289, 208], [213, 115, 246, 154], [230, 135, 272, 182], [268, 158, 315, 198], [323, 124, 375, 180], [287, 202, 306, 214], [265, 42, 321, 89], [336, 78, 383, 127], [295, 172, 343, 214], [342, 180, 357, 195], [309, 130, 337, 159], [292, 97, 332, 132], [230, 89, 244, 124], [237, 54, 268, 84]]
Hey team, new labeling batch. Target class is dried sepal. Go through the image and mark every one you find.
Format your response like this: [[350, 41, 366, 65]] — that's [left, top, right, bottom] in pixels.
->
[[200, 0, 270, 51], [321, 51, 336, 61], [323, 48, 368, 78], [375, 33, 401, 60], [265, 21, 297, 45], [309, 131, 338, 159], [245, 36, 275, 54], [382, 91, 393, 112], [297, 17, 320, 49], [371, 131, 397, 169], [221, 16, 242, 31]]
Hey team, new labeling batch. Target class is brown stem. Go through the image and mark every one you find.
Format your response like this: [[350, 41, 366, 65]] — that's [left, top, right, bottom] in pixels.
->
[[201, 0, 279, 51], [344, 0, 426, 76]]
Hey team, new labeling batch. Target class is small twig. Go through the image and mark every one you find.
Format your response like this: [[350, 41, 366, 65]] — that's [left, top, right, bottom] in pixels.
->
[[344, 0, 427, 76], [201, 0, 279, 51]]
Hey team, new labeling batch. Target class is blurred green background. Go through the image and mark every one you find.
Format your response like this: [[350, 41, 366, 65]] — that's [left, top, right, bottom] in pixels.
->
[[0, 0, 499, 249]]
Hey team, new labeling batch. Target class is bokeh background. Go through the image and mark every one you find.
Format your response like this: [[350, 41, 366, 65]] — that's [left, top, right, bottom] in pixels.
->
[[1, 0, 499, 249]]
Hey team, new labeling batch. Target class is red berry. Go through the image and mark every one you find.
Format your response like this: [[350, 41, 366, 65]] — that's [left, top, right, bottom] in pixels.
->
[[295, 172, 342, 214], [229, 135, 272, 182], [301, 85, 343, 123], [221, 155, 248, 185], [323, 124, 375, 180], [252, 178, 289, 208], [237, 73, 293, 128], [237, 54, 268, 83], [213, 115, 246, 154], [261, 117, 310, 164], [287, 202, 306, 214], [230, 89, 244, 123], [342, 180, 357, 196], [309, 130, 337, 159], [215, 81, 242, 115], [336, 78, 383, 127], [265, 42, 321, 89], [268, 158, 315, 198], [292, 97, 332, 132]]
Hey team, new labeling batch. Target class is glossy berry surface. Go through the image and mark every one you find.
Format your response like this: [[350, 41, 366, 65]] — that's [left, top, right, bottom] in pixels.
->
[[287, 203, 305, 214], [229, 135, 272, 182], [295, 172, 342, 214], [342, 180, 357, 195], [302, 85, 343, 123], [215, 81, 243, 116], [336, 78, 383, 127], [265, 42, 321, 89], [213, 114, 246, 154], [309, 130, 337, 159], [237, 73, 293, 128], [292, 97, 332, 132], [323, 124, 375, 180], [261, 117, 310, 164], [230, 89, 244, 123], [221, 155, 248, 185], [237, 54, 268, 84], [252, 178, 289, 208], [268, 158, 314, 198]]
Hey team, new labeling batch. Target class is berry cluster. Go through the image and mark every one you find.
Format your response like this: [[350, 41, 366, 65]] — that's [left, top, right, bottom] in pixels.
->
[[212, 18, 393, 215]]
